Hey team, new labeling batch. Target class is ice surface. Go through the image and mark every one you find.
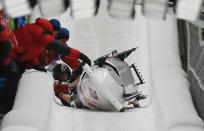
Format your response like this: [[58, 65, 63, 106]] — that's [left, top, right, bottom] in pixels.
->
[[1, 0, 204, 131]]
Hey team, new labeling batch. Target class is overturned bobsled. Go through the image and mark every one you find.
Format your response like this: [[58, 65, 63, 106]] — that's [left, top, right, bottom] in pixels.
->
[[77, 48, 146, 112]]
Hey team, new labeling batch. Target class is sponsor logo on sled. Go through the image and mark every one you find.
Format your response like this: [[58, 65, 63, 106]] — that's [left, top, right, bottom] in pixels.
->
[[89, 87, 98, 100]]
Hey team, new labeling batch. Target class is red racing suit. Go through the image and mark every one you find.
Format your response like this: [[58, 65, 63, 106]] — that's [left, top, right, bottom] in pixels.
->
[[36, 48, 81, 70], [10, 18, 55, 63], [54, 82, 69, 98], [61, 48, 81, 69]]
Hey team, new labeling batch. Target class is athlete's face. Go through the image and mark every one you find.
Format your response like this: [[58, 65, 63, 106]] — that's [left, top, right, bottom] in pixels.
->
[[60, 72, 69, 82]]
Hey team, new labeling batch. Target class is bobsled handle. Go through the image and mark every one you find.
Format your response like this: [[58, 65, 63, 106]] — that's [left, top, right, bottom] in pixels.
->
[[115, 47, 138, 61], [130, 63, 145, 86], [94, 47, 138, 66]]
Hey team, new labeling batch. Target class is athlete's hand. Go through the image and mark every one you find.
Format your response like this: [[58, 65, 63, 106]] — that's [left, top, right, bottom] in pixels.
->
[[54, 82, 69, 97], [79, 53, 91, 66], [70, 65, 83, 83]]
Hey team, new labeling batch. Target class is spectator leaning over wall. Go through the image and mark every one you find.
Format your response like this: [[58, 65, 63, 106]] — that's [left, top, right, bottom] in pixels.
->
[[0, 10, 20, 113], [37, 27, 82, 70], [10, 17, 91, 73]]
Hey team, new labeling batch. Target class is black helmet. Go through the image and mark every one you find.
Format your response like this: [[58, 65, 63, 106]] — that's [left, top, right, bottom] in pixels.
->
[[52, 64, 71, 82]]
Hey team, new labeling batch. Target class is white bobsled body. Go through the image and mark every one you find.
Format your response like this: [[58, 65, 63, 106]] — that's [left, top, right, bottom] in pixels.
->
[[78, 66, 124, 111], [77, 48, 145, 111]]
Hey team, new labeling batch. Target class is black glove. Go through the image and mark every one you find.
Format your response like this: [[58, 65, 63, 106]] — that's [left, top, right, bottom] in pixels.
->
[[46, 40, 70, 57], [33, 65, 47, 73], [78, 53, 91, 66], [70, 65, 83, 83]]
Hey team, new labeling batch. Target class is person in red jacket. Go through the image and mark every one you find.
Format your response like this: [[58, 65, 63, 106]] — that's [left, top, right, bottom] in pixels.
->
[[37, 27, 82, 70], [0, 19, 11, 77], [57, 27, 81, 70], [10, 18, 59, 71], [11, 18, 91, 71], [21, 18, 62, 69], [12, 18, 91, 72], [37, 27, 87, 107], [0, 12, 20, 113], [0, 12, 19, 77]]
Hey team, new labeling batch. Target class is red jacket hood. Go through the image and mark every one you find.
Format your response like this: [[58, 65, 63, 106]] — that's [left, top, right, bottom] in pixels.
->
[[35, 18, 53, 34]]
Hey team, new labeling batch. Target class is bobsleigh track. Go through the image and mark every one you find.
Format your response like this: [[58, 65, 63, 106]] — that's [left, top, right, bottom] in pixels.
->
[[1, 1, 204, 131]]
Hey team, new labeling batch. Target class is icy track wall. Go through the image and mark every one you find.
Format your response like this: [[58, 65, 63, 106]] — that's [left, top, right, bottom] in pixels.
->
[[148, 15, 204, 131], [0, 70, 54, 131], [187, 23, 204, 120]]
